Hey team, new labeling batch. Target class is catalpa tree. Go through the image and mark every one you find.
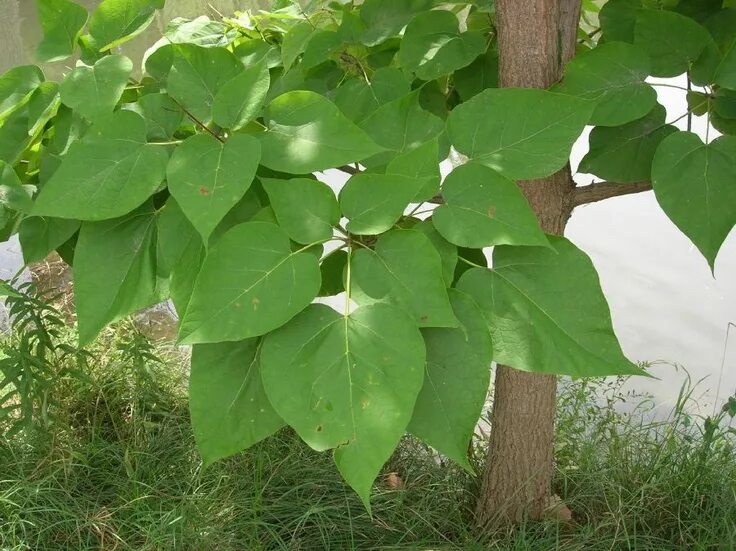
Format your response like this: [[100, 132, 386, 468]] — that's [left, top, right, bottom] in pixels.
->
[[0, 0, 733, 525]]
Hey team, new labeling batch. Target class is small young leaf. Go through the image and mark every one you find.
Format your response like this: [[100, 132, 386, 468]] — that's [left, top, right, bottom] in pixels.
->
[[60, 55, 133, 122], [260, 303, 426, 511], [0, 65, 44, 121], [33, 111, 168, 220], [179, 222, 321, 344], [457, 237, 643, 377], [651, 132, 736, 269], [432, 163, 549, 249], [167, 133, 261, 244], [408, 289, 492, 472], [36, 0, 88, 62], [447, 88, 593, 180], [261, 177, 339, 244], [352, 229, 458, 327], [318, 249, 347, 296], [190, 340, 284, 467]]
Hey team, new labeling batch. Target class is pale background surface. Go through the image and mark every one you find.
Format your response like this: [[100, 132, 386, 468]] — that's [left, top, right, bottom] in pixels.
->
[[0, 0, 733, 411]]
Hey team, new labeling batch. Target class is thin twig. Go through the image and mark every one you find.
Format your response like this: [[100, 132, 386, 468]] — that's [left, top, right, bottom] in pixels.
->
[[573, 180, 653, 207]]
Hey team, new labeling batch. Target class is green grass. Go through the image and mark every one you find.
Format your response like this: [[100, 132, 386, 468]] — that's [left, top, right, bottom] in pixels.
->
[[0, 323, 735, 550]]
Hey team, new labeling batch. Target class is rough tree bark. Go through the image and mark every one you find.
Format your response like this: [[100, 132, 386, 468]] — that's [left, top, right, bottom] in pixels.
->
[[475, 0, 581, 528]]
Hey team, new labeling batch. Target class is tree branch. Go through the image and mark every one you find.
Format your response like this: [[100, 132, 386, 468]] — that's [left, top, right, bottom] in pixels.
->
[[573, 180, 653, 207], [335, 164, 360, 175]]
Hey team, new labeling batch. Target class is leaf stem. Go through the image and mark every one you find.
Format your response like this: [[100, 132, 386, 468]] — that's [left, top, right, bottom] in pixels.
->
[[458, 255, 486, 269], [344, 233, 352, 317]]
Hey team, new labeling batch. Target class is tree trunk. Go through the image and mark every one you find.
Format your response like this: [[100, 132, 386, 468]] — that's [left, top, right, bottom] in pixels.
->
[[475, 0, 580, 528], [0, 0, 25, 74]]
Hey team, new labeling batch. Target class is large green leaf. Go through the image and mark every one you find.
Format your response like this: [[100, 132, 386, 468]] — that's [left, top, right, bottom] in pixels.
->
[[352, 229, 457, 327], [457, 237, 642, 377], [124, 93, 183, 141], [412, 219, 457, 286], [554, 42, 656, 127], [359, 90, 444, 164], [432, 163, 548, 249], [212, 61, 270, 131], [88, 0, 164, 51], [60, 55, 132, 122], [332, 68, 411, 123], [359, 0, 436, 45], [33, 111, 168, 220], [261, 177, 339, 244], [260, 303, 426, 509], [74, 202, 166, 345], [19, 216, 81, 264], [398, 10, 485, 80], [167, 133, 261, 243], [190, 340, 284, 467], [167, 44, 243, 123], [0, 66, 44, 121], [408, 289, 492, 472], [651, 132, 736, 269], [281, 21, 318, 71], [599, 0, 640, 43], [385, 138, 441, 201], [339, 173, 429, 235], [634, 9, 710, 77], [179, 222, 321, 344], [580, 104, 677, 183], [447, 88, 593, 180], [318, 249, 347, 297], [0, 107, 34, 165], [259, 91, 383, 174], [36, 0, 88, 62]]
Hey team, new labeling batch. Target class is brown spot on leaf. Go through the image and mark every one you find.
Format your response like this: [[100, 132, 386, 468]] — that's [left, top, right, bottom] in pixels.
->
[[487, 205, 496, 218], [252, 297, 260, 310], [199, 186, 210, 196], [316, 425, 323, 432]]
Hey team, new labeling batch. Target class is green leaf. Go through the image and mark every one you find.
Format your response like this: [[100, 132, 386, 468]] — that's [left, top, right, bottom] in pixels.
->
[[412, 219, 457, 286], [36, 0, 88, 62], [33, 111, 168, 221], [340, 173, 429, 235], [259, 91, 383, 174], [457, 237, 642, 377], [0, 65, 44, 121], [124, 93, 183, 141], [359, 0, 437, 46], [318, 249, 347, 296], [178, 222, 321, 344], [554, 42, 656, 127], [447, 88, 593, 180], [385, 138, 441, 201], [359, 90, 444, 162], [634, 9, 710, 77], [27, 82, 61, 137], [167, 44, 243, 124], [352, 229, 457, 327], [190, 340, 284, 467], [88, 0, 164, 51], [453, 48, 499, 101], [60, 55, 133, 122], [74, 202, 166, 345], [167, 133, 261, 244], [333, 68, 412, 123], [260, 302, 426, 510], [398, 10, 485, 80], [600, 0, 640, 43], [19, 216, 80, 264], [261, 177, 339, 244], [408, 289, 492, 471], [0, 107, 34, 165], [651, 132, 736, 269], [579, 104, 677, 183], [234, 39, 282, 69], [0, 161, 34, 213], [432, 163, 548, 248], [281, 21, 318, 71], [212, 61, 270, 131]]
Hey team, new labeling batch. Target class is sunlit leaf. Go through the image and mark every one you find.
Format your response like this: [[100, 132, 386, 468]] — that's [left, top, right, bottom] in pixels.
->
[[60, 55, 133, 122]]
